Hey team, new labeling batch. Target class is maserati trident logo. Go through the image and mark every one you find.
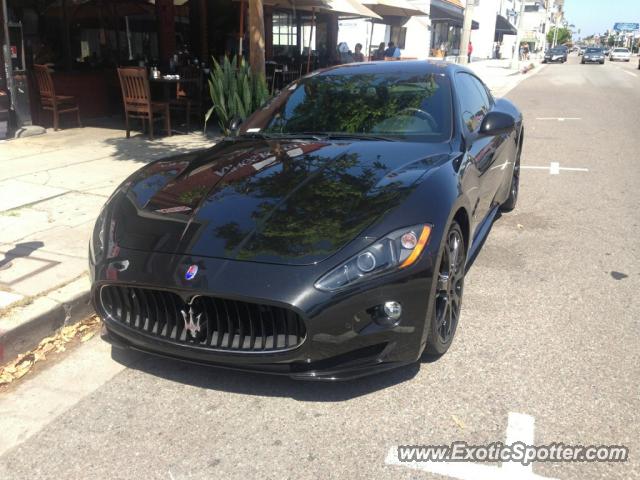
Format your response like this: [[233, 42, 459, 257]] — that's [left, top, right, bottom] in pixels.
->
[[180, 304, 202, 337]]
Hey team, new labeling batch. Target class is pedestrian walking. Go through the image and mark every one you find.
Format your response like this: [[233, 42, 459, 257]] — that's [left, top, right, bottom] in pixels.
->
[[467, 41, 473, 63]]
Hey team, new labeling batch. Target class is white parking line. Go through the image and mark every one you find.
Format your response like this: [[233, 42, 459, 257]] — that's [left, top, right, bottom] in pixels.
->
[[385, 412, 559, 480], [535, 117, 581, 122], [521, 163, 589, 174], [622, 70, 638, 78]]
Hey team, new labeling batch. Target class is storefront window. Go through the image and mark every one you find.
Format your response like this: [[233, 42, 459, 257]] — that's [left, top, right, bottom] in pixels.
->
[[273, 12, 298, 46]]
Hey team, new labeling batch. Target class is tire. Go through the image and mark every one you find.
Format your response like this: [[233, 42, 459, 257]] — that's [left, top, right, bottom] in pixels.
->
[[424, 222, 466, 356], [500, 138, 521, 212], [600, 61, 604, 65]]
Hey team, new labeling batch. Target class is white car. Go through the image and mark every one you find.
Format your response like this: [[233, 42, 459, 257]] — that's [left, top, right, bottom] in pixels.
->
[[609, 48, 631, 62]]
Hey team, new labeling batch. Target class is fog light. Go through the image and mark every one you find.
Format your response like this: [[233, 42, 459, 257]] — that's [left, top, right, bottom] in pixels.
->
[[383, 301, 402, 320]]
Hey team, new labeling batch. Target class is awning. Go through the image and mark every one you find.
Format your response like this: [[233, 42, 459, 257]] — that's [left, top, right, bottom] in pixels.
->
[[495, 14, 517, 35], [361, 0, 428, 17], [326, 0, 382, 18], [252, 0, 381, 19], [430, 0, 479, 29]]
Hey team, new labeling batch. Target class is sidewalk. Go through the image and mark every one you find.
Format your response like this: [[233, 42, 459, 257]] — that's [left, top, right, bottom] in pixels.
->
[[466, 58, 542, 98], [0, 126, 216, 361]]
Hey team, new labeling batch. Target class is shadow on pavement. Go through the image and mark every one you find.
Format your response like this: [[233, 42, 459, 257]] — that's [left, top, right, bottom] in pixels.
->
[[0, 241, 45, 270], [110, 346, 421, 401], [85, 116, 220, 164]]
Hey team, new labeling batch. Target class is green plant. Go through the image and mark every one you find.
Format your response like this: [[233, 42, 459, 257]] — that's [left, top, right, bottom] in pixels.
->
[[547, 27, 572, 46], [205, 56, 269, 135]]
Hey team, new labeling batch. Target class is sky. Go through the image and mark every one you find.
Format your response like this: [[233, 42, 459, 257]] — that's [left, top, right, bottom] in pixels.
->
[[563, 0, 640, 38]]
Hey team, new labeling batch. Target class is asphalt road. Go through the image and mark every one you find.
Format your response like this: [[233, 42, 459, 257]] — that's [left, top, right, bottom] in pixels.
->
[[1, 55, 639, 480]]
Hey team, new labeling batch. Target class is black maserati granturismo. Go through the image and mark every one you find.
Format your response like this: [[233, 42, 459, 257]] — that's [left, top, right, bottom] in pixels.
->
[[91, 61, 523, 380]]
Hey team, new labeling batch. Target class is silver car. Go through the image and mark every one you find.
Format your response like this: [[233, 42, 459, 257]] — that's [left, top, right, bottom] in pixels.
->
[[610, 48, 631, 62]]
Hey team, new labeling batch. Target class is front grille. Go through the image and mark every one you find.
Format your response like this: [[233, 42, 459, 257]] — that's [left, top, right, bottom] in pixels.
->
[[100, 285, 306, 352]]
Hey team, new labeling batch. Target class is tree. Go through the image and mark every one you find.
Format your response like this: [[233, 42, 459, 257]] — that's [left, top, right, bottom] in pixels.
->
[[547, 27, 571, 46]]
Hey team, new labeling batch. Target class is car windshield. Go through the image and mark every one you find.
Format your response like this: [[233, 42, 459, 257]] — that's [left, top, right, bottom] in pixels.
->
[[241, 71, 453, 142], [586, 48, 602, 53], [613, 48, 628, 53]]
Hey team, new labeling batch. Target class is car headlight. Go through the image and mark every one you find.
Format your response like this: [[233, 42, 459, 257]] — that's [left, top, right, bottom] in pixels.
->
[[89, 206, 110, 264], [314, 224, 432, 292]]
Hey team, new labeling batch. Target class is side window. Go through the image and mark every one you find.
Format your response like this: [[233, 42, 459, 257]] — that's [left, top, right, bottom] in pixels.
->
[[456, 73, 490, 133]]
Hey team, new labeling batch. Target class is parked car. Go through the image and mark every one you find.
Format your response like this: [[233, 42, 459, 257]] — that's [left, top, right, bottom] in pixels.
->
[[582, 47, 605, 64], [91, 61, 524, 380], [543, 47, 568, 63], [604, 47, 611, 56], [609, 48, 631, 62]]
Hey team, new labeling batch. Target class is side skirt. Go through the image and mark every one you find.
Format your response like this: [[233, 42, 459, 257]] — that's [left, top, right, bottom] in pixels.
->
[[465, 204, 500, 272]]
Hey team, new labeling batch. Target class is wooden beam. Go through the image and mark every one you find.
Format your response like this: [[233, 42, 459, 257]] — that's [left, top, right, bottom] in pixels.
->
[[62, 0, 72, 70], [155, 0, 176, 69], [248, 0, 266, 77]]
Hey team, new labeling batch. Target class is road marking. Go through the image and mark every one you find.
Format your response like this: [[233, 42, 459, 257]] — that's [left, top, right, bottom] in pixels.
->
[[521, 163, 589, 174], [385, 412, 559, 480], [535, 117, 581, 122], [622, 70, 637, 78]]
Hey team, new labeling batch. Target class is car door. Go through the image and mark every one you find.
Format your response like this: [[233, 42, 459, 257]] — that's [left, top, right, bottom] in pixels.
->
[[455, 72, 500, 228]]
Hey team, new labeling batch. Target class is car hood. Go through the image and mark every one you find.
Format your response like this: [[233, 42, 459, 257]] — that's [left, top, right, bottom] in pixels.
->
[[109, 138, 450, 265]]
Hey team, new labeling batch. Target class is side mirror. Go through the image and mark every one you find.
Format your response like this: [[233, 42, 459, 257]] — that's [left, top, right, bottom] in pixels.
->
[[229, 117, 242, 136], [479, 111, 515, 136]]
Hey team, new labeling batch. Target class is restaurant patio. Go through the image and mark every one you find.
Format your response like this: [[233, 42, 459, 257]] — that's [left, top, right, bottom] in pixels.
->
[[1, 0, 425, 138]]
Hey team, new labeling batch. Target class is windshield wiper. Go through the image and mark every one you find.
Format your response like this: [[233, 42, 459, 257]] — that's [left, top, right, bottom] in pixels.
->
[[237, 132, 327, 142], [321, 133, 396, 142], [237, 132, 395, 142]]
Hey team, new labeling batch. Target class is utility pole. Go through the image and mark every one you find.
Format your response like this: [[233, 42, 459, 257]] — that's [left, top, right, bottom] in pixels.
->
[[545, 0, 552, 50], [510, 0, 525, 70], [459, 0, 474, 64]]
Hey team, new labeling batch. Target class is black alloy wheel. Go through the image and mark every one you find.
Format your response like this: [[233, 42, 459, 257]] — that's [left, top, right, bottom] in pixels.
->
[[425, 222, 466, 356], [500, 138, 521, 212]]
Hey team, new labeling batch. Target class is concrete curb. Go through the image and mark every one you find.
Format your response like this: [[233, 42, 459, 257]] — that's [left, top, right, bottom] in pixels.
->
[[0, 276, 93, 363]]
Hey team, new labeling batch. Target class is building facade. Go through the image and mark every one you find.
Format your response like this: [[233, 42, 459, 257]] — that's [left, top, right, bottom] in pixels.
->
[[520, 0, 564, 53], [470, 0, 520, 60]]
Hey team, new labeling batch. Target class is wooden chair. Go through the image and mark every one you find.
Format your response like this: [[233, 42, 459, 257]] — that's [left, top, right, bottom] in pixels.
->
[[33, 64, 81, 131], [117, 67, 171, 139], [170, 66, 202, 132]]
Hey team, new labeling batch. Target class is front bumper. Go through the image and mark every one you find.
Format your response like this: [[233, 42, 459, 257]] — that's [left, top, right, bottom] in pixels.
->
[[91, 246, 439, 381], [583, 57, 604, 63]]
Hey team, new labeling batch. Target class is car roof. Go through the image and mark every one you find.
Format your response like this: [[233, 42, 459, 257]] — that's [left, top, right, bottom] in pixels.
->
[[311, 60, 469, 79]]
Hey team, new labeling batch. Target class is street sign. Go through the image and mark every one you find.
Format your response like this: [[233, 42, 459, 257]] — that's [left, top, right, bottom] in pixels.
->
[[613, 23, 639, 32]]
